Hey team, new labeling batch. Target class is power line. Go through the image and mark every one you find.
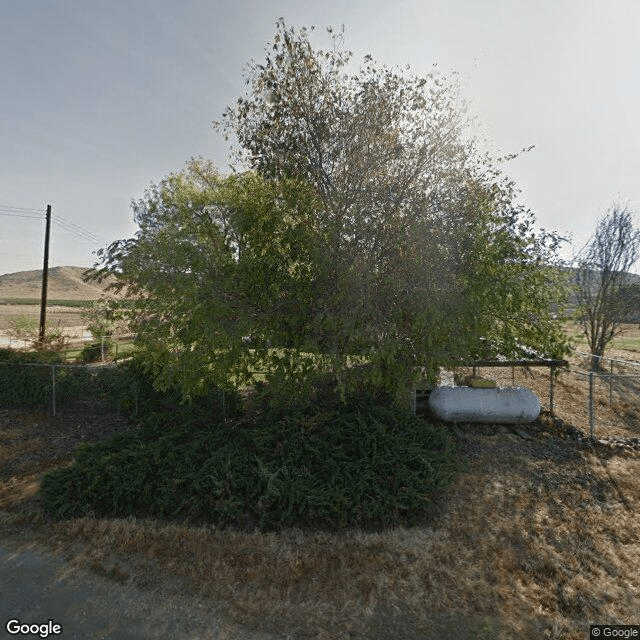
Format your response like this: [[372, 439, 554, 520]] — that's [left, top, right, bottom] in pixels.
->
[[0, 204, 101, 244], [52, 219, 98, 244], [0, 211, 43, 220], [51, 223, 97, 244], [54, 213, 99, 242], [0, 204, 44, 214]]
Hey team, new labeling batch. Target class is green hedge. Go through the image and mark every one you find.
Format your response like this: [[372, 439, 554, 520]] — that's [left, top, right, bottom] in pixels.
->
[[90, 357, 241, 421], [0, 348, 63, 407], [0, 348, 239, 415], [40, 400, 463, 531]]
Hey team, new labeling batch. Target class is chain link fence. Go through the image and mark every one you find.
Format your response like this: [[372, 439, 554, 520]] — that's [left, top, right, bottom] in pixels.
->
[[416, 352, 640, 442], [1, 334, 136, 364], [0, 361, 230, 419], [557, 351, 640, 439], [1, 348, 639, 441]]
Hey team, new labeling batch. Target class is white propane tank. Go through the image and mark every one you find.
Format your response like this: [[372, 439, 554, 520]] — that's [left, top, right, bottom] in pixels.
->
[[428, 386, 540, 424]]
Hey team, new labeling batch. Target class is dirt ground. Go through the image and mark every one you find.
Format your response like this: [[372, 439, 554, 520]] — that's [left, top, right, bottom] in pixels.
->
[[0, 349, 639, 639], [0, 305, 87, 345]]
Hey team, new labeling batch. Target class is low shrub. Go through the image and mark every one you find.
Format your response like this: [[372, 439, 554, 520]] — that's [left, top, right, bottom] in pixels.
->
[[92, 357, 242, 421], [80, 339, 113, 363], [0, 347, 64, 364], [0, 361, 51, 406], [0, 348, 65, 407], [40, 399, 463, 532]]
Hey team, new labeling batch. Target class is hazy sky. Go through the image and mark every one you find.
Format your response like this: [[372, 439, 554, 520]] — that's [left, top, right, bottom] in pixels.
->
[[2, 0, 639, 276]]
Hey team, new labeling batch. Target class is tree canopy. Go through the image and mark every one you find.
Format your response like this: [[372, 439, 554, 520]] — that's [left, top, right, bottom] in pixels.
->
[[95, 21, 571, 407]]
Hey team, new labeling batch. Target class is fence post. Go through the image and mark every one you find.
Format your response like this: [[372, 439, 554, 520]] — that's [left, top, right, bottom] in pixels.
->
[[589, 370, 594, 439], [549, 365, 555, 416], [101, 336, 105, 363], [609, 359, 613, 406], [51, 365, 56, 417], [626, 369, 629, 398]]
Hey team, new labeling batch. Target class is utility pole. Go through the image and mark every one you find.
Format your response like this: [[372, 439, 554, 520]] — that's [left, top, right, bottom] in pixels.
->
[[38, 204, 52, 350]]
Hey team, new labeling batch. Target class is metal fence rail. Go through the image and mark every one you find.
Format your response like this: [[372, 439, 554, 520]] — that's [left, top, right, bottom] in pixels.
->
[[573, 350, 640, 370], [1, 350, 638, 441], [2, 334, 136, 364]]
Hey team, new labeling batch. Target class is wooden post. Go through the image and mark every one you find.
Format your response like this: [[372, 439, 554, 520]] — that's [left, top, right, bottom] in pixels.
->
[[38, 205, 52, 350], [549, 365, 554, 416]]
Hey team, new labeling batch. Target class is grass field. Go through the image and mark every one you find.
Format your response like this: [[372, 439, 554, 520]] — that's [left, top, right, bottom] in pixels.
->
[[0, 339, 638, 638], [564, 322, 640, 354], [59, 339, 136, 362]]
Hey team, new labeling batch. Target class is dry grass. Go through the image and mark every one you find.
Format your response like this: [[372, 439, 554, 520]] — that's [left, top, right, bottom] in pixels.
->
[[565, 322, 640, 356], [0, 304, 87, 334], [1, 348, 639, 639]]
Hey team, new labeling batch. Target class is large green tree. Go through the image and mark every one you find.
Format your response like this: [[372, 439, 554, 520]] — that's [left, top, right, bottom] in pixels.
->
[[217, 22, 571, 379], [95, 22, 571, 406]]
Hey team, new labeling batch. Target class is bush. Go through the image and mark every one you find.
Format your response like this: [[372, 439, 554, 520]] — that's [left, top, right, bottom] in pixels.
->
[[0, 348, 64, 364], [0, 350, 97, 409], [92, 356, 242, 421], [0, 348, 65, 407], [80, 339, 113, 363], [5, 316, 71, 352], [0, 361, 51, 407], [39, 398, 463, 532]]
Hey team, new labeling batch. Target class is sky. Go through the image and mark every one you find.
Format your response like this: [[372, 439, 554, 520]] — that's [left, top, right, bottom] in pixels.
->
[[1, 0, 639, 277]]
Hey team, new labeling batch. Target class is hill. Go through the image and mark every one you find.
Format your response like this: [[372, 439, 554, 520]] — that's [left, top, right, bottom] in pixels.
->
[[0, 266, 117, 301], [559, 265, 640, 321]]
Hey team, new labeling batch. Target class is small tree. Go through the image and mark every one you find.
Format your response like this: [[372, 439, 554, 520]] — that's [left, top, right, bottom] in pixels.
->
[[6, 315, 70, 352], [80, 298, 131, 340], [575, 203, 640, 369], [217, 20, 571, 392], [6, 315, 39, 347]]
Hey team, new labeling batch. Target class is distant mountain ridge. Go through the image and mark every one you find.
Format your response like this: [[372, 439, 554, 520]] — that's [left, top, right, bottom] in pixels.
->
[[0, 266, 116, 301], [2, 264, 638, 308], [558, 265, 640, 308]]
